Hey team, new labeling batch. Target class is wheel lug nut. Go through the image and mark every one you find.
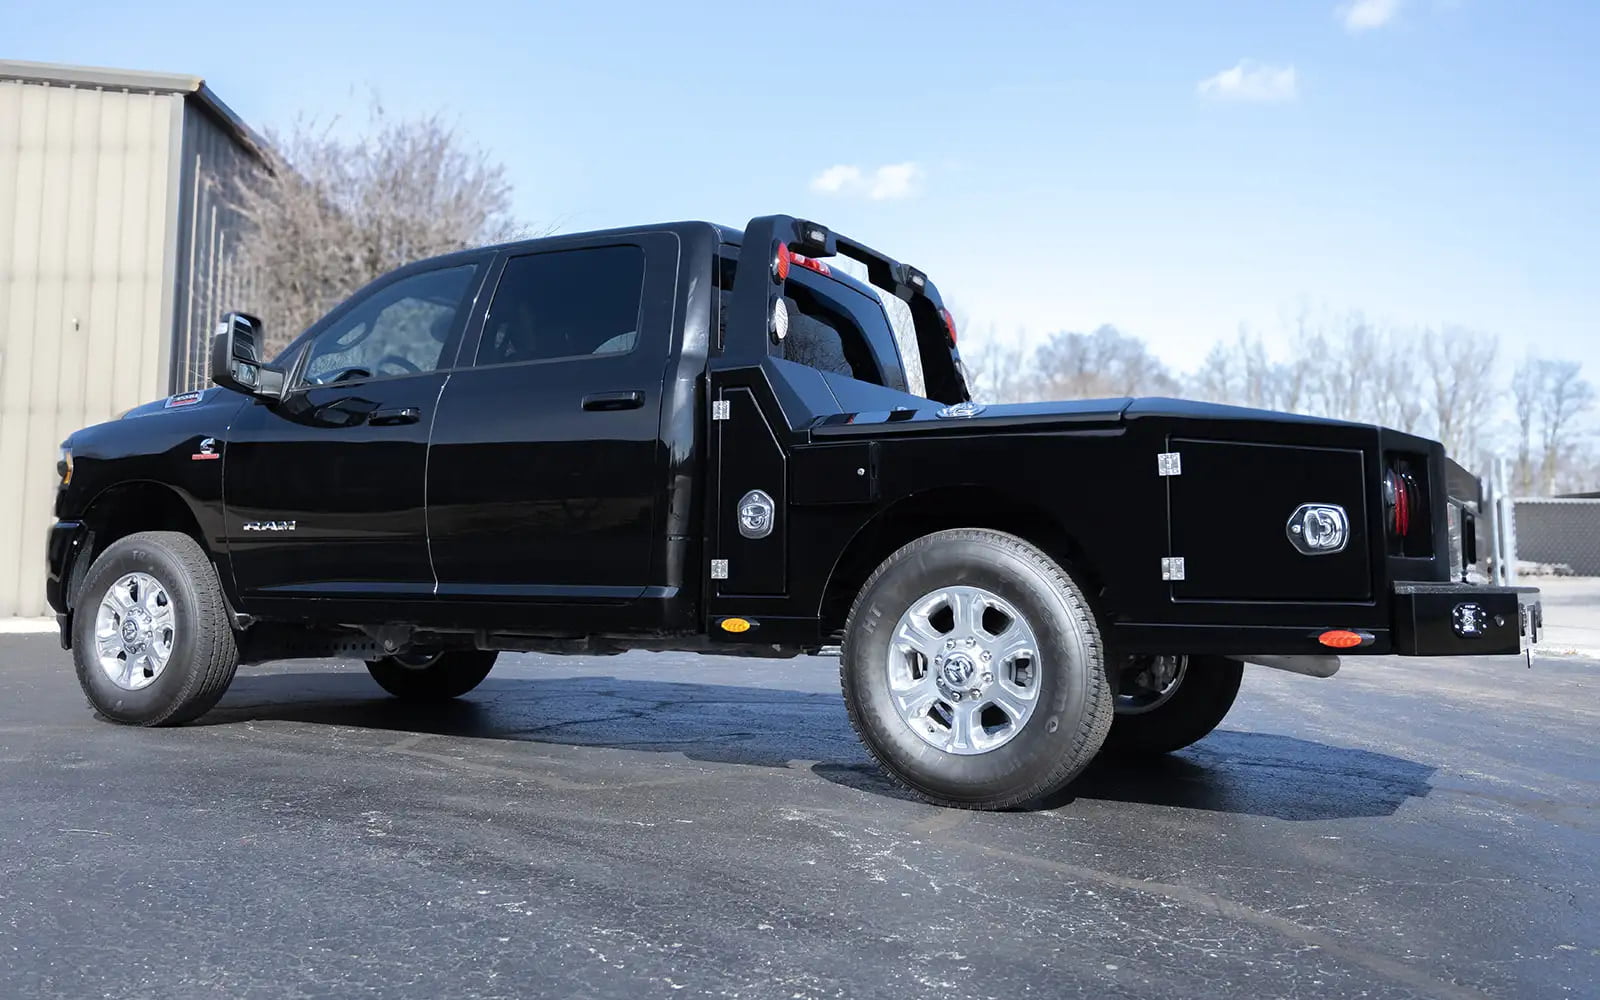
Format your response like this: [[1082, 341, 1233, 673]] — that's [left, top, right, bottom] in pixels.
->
[[982, 673, 994, 684], [945, 639, 955, 649], [980, 651, 992, 662], [951, 691, 962, 701]]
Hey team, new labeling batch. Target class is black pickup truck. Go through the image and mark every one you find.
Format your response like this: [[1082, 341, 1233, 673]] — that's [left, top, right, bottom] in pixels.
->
[[47, 215, 1541, 809]]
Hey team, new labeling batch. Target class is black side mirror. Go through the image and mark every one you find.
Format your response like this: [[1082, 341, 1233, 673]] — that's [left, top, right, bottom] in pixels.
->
[[210, 312, 284, 399]]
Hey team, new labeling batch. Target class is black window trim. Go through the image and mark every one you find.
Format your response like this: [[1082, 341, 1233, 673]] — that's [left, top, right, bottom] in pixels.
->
[[466, 241, 649, 372]]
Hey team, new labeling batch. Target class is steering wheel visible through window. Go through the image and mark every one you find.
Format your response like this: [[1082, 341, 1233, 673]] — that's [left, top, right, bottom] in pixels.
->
[[299, 265, 478, 387]]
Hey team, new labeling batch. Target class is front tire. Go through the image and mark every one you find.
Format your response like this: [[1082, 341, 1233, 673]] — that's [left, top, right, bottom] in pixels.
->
[[72, 531, 240, 726], [1102, 655, 1243, 756], [840, 529, 1112, 810], [365, 650, 497, 701]]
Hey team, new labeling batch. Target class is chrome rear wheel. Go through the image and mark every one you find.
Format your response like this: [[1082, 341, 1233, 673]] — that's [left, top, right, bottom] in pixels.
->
[[888, 585, 1042, 754]]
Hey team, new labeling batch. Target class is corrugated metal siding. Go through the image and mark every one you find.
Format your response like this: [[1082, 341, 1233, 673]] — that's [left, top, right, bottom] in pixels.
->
[[1513, 499, 1600, 576], [0, 80, 178, 617], [169, 100, 258, 392]]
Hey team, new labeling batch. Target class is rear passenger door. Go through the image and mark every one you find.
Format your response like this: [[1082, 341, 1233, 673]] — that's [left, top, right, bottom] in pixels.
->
[[426, 234, 679, 607]]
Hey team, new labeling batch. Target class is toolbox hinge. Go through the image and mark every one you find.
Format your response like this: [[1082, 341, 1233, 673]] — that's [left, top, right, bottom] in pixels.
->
[[1157, 452, 1182, 476], [710, 559, 729, 580], [1161, 557, 1186, 581], [712, 400, 731, 421]]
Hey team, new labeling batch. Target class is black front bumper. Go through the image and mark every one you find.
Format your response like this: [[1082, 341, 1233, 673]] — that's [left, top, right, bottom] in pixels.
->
[[1391, 582, 1541, 656], [46, 520, 90, 649]]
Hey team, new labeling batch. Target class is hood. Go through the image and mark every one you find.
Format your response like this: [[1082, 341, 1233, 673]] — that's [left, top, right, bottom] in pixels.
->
[[117, 387, 234, 421]]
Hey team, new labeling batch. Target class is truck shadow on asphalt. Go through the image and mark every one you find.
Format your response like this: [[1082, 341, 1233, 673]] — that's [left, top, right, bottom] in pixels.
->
[[212, 671, 1435, 822]]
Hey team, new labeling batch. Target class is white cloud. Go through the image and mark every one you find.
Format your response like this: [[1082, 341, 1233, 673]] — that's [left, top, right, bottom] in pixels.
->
[[809, 162, 923, 200], [1196, 60, 1299, 103], [1338, 0, 1401, 31]]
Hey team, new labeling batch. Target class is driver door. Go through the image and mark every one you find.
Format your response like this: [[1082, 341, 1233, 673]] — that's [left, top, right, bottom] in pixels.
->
[[223, 260, 487, 614]]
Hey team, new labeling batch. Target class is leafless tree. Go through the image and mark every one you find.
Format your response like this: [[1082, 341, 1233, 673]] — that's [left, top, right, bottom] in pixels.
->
[[961, 328, 1037, 403], [1032, 325, 1179, 400], [232, 101, 529, 354], [1190, 328, 1282, 410], [1420, 327, 1498, 463], [1511, 355, 1541, 493], [1535, 360, 1596, 494]]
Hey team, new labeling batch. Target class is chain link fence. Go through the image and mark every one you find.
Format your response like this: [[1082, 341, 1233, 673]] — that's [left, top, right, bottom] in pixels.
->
[[1477, 457, 1600, 581]]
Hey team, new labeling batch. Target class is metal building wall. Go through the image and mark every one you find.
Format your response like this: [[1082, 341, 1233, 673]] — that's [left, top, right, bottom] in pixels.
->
[[0, 79, 179, 617], [169, 100, 258, 392]]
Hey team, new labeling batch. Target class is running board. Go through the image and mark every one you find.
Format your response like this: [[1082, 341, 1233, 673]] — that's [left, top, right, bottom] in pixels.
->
[[1229, 654, 1341, 678]]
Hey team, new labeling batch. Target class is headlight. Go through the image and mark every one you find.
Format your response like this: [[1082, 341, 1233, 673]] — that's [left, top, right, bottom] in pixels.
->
[[57, 446, 73, 485]]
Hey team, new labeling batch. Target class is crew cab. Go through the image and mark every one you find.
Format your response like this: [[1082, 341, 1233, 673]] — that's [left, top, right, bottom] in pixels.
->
[[46, 215, 1542, 809]]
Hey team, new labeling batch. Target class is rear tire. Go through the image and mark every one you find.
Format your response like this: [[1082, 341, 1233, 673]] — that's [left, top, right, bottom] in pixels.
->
[[840, 529, 1112, 810], [365, 650, 497, 701], [1102, 655, 1243, 756], [72, 530, 240, 726]]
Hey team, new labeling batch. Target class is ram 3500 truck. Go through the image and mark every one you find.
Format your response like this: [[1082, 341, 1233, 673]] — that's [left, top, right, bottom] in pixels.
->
[[47, 215, 1541, 809]]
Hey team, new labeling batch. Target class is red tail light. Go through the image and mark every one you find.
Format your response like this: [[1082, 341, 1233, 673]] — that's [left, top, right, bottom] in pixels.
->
[[789, 252, 830, 276], [941, 308, 958, 345], [773, 242, 791, 281]]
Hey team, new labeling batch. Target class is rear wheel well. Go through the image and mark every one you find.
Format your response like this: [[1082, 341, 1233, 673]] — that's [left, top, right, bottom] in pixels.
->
[[818, 487, 1103, 639]]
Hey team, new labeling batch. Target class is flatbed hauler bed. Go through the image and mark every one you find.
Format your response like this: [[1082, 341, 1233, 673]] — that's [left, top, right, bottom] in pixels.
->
[[46, 214, 1540, 808]]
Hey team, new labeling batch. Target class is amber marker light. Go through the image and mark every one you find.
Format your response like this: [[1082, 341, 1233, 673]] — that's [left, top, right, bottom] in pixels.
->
[[1318, 630, 1367, 649]]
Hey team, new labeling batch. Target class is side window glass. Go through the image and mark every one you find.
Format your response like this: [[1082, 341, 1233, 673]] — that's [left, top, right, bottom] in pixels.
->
[[302, 265, 478, 385], [477, 246, 645, 366]]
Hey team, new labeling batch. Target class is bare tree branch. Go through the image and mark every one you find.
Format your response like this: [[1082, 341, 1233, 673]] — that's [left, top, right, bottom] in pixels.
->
[[229, 100, 535, 355]]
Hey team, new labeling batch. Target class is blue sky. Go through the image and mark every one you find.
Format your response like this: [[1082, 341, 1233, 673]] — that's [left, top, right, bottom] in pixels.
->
[[8, 0, 1597, 375]]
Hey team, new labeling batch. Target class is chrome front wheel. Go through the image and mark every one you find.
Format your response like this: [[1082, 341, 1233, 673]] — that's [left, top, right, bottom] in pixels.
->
[[92, 572, 177, 691]]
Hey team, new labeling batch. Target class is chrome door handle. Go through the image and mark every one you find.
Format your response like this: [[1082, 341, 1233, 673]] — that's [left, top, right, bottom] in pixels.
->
[[369, 406, 421, 425], [582, 390, 645, 411]]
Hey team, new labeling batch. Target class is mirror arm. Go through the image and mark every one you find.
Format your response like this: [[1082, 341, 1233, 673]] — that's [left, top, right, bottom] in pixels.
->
[[256, 366, 285, 400]]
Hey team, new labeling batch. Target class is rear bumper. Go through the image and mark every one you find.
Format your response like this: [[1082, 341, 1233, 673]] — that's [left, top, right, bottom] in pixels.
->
[[1390, 581, 1541, 656]]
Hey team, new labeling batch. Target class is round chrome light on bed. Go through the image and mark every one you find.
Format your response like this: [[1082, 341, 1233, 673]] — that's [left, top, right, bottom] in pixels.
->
[[1287, 503, 1349, 555], [770, 297, 789, 342]]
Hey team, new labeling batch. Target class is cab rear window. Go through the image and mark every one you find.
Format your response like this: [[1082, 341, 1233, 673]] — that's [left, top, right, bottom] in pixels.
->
[[773, 268, 908, 394]]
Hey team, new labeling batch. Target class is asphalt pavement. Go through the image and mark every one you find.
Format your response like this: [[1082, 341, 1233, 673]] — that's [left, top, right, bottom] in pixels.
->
[[1, 634, 1594, 999]]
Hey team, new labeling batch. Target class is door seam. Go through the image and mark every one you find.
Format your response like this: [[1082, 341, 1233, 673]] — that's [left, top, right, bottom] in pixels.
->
[[423, 372, 450, 595]]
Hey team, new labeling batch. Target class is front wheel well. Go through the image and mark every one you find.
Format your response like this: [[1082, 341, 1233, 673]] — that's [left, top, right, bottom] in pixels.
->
[[74, 482, 210, 606], [818, 487, 1103, 638]]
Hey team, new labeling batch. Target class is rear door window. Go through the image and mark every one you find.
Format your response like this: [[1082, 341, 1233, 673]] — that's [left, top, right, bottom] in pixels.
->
[[476, 245, 646, 367]]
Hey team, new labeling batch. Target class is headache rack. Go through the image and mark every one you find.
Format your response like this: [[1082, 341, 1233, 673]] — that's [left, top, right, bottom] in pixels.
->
[[726, 215, 972, 406]]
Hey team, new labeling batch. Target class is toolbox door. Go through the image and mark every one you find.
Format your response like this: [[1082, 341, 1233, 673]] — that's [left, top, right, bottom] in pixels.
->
[[1166, 439, 1371, 602]]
